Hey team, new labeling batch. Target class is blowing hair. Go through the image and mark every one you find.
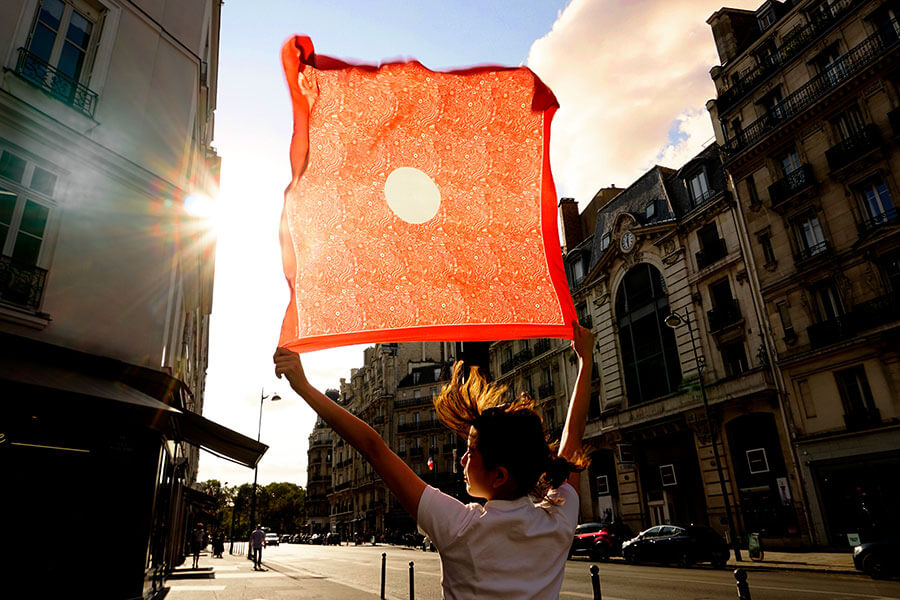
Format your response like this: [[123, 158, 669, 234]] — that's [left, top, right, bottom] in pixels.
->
[[433, 361, 588, 500]]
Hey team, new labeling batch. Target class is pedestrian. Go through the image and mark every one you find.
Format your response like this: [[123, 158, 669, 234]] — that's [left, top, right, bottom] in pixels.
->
[[274, 323, 593, 599], [249, 524, 265, 570], [212, 530, 224, 558], [190, 524, 206, 569]]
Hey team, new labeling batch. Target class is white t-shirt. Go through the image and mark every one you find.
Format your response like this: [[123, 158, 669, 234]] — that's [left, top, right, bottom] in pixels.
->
[[417, 483, 579, 599]]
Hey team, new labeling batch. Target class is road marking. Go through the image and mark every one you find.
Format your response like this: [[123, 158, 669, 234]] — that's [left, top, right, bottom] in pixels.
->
[[267, 560, 408, 599], [386, 565, 442, 577], [214, 571, 284, 578]]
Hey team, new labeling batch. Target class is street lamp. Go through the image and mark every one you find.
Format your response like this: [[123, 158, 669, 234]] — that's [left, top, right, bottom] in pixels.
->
[[665, 309, 742, 562], [248, 388, 281, 558]]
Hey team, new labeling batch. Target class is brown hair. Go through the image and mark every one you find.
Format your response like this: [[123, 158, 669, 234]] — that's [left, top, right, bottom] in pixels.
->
[[433, 361, 588, 499]]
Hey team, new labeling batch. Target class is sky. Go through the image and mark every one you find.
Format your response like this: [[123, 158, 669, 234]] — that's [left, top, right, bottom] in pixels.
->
[[199, 0, 759, 489]]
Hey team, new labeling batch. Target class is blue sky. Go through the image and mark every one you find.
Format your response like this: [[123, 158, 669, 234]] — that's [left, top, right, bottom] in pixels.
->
[[200, 0, 759, 488]]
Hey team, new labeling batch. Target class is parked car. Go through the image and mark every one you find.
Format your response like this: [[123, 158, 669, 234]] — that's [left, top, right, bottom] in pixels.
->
[[570, 522, 635, 560], [853, 538, 900, 579], [621, 525, 728, 568], [265, 532, 280, 547]]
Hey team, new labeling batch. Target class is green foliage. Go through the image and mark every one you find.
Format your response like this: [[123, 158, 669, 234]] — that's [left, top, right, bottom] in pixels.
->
[[196, 480, 307, 539]]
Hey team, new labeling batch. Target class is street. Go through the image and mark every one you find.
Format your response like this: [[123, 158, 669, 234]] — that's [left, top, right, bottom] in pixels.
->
[[165, 544, 900, 600]]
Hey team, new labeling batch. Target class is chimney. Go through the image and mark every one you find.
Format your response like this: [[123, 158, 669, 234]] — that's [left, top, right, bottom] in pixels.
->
[[558, 197, 583, 253]]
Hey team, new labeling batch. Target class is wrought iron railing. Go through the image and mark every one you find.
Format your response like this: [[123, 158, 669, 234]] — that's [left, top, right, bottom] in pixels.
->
[[768, 164, 815, 208], [795, 240, 830, 263], [807, 292, 900, 349], [825, 124, 883, 172], [860, 207, 898, 232], [0, 255, 48, 311], [398, 419, 441, 433], [501, 347, 534, 373], [15, 48, 98, 118], [725, 24, 900, 155], [716, 0, 856, 114], [695, 238, 728, 269], [707, 298, 742, 331], [393, 397, 433, 409]]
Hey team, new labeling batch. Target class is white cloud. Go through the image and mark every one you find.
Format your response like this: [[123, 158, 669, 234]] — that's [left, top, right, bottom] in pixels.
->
[[528, 0, 759, 206]]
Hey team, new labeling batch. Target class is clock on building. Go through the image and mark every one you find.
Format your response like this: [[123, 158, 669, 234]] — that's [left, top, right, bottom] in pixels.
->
[[620, 230, 636, 253]]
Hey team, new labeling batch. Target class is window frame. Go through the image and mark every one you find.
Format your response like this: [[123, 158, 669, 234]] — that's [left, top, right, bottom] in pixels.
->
[[686, 167, 712, 206], [0, 148, 59, 268], [746, 448, 770, 474], [659, 464, 677, 487]]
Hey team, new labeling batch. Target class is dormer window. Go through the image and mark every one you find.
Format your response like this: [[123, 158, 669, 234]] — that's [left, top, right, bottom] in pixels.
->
[[645, 201, 656, 219], [687, 168, 711, 206], [601, 233, 611, 251], [757, 5, 777, 31], [572, 256, 584, 282]]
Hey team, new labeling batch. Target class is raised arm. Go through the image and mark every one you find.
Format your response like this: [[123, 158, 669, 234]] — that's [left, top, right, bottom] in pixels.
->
[[274, 348, 427, 517], [558, 323, 594, 489]]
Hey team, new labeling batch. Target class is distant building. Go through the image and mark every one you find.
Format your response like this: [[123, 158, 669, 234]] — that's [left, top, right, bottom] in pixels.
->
[[306, 417, 333, 534], [305, 341, 488, 539], [707, 0, 900, 547], [0, 1, 265, 597]]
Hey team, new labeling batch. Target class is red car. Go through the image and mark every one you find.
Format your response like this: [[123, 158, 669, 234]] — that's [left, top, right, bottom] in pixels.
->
[[570, 522, 635, 561]]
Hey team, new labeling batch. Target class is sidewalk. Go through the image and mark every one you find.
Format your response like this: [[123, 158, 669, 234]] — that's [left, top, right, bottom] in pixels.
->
[[162, 549, 382, 599], [726, 549, 858, 575]]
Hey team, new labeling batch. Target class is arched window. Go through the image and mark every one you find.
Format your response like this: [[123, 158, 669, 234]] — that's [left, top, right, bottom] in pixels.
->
[[615, 264, 681, 405]]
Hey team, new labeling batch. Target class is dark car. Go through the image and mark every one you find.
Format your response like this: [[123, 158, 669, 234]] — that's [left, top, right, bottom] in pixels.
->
[[853, 539, 900, 579], [570, 522, 635, 560], [621, 525, 729, 568]]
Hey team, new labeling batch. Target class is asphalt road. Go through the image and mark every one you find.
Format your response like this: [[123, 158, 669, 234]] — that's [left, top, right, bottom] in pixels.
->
[[258, 543, 900, 600]]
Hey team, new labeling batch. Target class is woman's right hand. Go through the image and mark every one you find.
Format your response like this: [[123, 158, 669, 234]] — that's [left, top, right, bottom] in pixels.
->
[[571, 322, 594, 362], [274, 347, 308, 388]]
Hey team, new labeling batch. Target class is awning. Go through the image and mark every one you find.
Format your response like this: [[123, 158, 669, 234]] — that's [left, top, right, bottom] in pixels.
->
[[0, 336, 267, 468], [177, 410, 268, 468]]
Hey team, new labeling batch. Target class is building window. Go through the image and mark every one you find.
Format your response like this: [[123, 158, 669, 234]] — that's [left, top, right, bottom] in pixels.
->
[[797, 379, 816, 418], [721, 340, 749, 377], [615, 264, 681, 405], [601, 233, 611, 251], [762, 88, 784, 121], [572, 256, 585, 282], [27, 0, 100, 83], [833, 106, 865, 141], [776, 301, 795, 341], [793, 213, 828, 260], [814, 281, 844, 323], [757, 5, 777, 30], [745, 175, 761, 208], [595, 475, 610, 495], [697, 222, 726, 268], [779, 148, 802, 178], [758, 232, 776, 267], [746, 448, 770, 474], [687, 169, 711, 205], [857, 176, 896, 227], [834, 366, 879, 428], [645, 201, 656, 219], [617, 444, 635, 464], [814, 44, 847, 86]]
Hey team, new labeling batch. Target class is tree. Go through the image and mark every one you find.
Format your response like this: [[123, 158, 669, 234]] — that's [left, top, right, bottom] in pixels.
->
[[196, 480, 307, 538]]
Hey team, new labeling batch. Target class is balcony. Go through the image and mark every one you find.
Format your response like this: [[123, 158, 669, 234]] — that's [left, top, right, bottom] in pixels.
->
[[695, 238, 728, 269], [859, 207, 898, 232], [15, 48, 98, 118], [0, 255, 48, 311], [843, 408, 882, 430], [534, 338, 551, 355], [394, 397, 433, 409], [807, 292, 900, 349], [334, 481, 352, 491], [795, 240, 830, 264], [501, 347, 533, 373], [768, 164, 816, 208], [398, 419, 442, 433], [715, 0, 857, 114], [825, 125, 883, 172], [408, 447, 424, 458], [538, 382, 555, 398], [725, 25, 900, 156], [707, 299, 742, 331]]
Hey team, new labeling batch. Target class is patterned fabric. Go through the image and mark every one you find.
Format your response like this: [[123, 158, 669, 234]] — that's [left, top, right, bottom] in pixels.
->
[[279, 36, 576, 352]]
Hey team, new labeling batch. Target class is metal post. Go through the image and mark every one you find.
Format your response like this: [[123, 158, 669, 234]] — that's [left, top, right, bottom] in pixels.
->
[[229, 500, 237, 555], [684, 311, 742, 562], [734, 568, 751, 600], [380, 552, 386, 600], [408, 561, 415, 600], [590, 564, 602, 600]]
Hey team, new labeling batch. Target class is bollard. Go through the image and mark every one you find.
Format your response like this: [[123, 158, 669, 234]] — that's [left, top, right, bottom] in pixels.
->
[[734, 568, 751, 600], [380, 552, 386, 600], [409, 560, 415, 600], [590, 564, 602, 600]]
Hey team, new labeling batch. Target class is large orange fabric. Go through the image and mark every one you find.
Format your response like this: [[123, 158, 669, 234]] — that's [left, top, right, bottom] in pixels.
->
[[279, 36, 576, 353]]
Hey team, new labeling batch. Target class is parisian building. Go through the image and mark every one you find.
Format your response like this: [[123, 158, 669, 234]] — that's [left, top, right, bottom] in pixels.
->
[[707, 0, 900, 547], [0, 1, 265, 598], [306, 341, 489, 540], [490, 143, 811, 550]]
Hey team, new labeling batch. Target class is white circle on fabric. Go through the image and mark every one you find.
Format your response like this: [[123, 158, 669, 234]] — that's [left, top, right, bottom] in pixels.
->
[[384, 167, 441, 224]]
